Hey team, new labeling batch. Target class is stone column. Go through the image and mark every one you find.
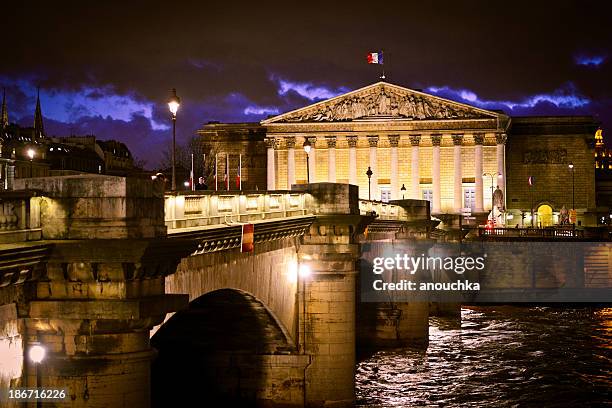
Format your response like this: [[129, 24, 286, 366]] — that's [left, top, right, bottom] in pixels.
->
[[326, 136, 336, 182], [266, 137, 277, 190], [431, 134, 442, 213], [389, 135, 400, 200], [367, 135, 379, 200], [307, 137, 316, 183], [409, 135, 421, 199], [347, 136, 358, 186], [496, 133, 507, 200], [452, 134, 464, 212], [286, 137, 296, 188], [292, 183, 364, 407], [474, 133, 485, 212]]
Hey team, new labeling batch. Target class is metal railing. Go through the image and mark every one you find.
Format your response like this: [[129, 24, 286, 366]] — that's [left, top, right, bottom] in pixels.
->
[[165, 191, 310, 230], [476, 226, 584, 239]]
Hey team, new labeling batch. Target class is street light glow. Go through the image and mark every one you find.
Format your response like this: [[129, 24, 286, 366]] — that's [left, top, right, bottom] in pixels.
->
[[27, 148, 35, 160], [299, 264, 311, 278], [168, 88, 180, 117], [28, 344, 46, 363], [303, 139, 311, 154]]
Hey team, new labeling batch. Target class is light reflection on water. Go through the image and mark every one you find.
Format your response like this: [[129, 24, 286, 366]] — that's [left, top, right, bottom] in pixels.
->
[[356, 306, 612, 407]]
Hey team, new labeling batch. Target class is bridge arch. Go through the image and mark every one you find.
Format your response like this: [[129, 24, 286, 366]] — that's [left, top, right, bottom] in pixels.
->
[[151, 288, 305, 407]]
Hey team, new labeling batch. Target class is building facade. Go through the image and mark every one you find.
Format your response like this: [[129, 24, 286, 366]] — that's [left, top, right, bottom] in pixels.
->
[[197, 81, 599, 226]]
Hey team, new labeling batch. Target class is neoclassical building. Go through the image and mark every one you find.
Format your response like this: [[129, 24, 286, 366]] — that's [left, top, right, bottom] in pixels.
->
[[197, 81, 598, 226], [261, 82, 509, 214]]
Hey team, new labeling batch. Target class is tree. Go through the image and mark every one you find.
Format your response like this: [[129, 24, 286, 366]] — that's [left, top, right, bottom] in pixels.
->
[[158, 136, 223, 189]]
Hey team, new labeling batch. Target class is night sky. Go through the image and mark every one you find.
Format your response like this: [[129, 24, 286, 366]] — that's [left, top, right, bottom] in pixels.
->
[[2, 1, 611, 168]]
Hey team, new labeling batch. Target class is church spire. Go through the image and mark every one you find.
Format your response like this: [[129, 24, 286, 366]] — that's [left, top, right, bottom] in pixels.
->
[[34, 86, 45, 140], [1, 88, 8, 128]]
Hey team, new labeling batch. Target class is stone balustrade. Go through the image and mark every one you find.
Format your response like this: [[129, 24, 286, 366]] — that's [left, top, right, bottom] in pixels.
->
[[165, 190, 310, 231], [0, 191, 41, 243], [165, 189, 420, 231]]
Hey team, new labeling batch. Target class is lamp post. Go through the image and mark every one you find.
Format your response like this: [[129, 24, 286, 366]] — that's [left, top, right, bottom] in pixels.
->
[[167, 89, 181, 191], [303, 139, 311, 183], [366, 166, 373, 201], [27, 148, 35, 177], [568, 162, 575, 211], [483, 172, 500, 221], [401, 183, 406, 199]]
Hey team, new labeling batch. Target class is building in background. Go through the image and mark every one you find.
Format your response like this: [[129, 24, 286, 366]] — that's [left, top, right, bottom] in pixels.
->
[[0, 88, 137, 189], [197, 81, 600, 227], [594, 128, 612, 223]]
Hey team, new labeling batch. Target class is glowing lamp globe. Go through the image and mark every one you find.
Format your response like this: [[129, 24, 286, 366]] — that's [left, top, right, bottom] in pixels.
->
[[29, 345, 46, 363], [168, 88, 181, 117]]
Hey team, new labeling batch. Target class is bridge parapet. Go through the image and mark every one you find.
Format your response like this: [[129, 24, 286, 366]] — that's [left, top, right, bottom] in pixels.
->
[[165, 190, 308, 231], [0, 190, 41, 243]]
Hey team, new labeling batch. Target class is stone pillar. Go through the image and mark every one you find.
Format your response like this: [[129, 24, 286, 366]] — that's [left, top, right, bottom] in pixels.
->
[[347, 136, 358, 186], [409, 135, 421, 199], [292, 183, 363, 408], [389, 135, 400, 200], [367, 135, 379, 200], [431, 134, 442, 213], [286, 137, 296, 188], [452, 134, 464, 212], [266, 137, 277, 190], [496, 132, 507, 200], [6, 163, 15, 190], [474, 133, 485, 212], [307, 137, 316, 183], [326, 136, 336, 182]]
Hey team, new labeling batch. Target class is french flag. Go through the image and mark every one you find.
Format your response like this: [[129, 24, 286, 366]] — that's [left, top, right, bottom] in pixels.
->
[[367, 52, 383, 64]]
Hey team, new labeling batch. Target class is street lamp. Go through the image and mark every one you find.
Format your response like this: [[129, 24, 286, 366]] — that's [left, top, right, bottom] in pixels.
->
[[366, 166, 373, 201], [401, 183, 406, 199], [168, 88, 181, 191], [303, 139, 311, 183], [483, 172, 500, 221], [27, 148, 35, 177], [568, 162, 575, 211]]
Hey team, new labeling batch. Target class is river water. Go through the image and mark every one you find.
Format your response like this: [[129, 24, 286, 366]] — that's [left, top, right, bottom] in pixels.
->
[[356, 306, 612, 407]]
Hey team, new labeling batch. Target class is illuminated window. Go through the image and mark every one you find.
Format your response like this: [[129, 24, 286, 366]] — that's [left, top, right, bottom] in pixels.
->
[[422, 189, 433, 209], [380, 187, 391, 203], [464, 187, 476, 209]]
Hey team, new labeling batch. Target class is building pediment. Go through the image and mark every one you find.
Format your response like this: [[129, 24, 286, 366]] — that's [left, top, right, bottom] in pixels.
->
[[262, 81, 504, 124]]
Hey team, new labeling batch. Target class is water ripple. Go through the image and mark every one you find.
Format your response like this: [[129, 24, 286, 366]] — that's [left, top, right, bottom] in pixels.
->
[[356, 306, 612, 407]]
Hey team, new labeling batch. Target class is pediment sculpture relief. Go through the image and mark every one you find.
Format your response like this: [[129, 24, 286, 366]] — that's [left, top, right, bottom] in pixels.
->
[[278, 86, 490, 123]]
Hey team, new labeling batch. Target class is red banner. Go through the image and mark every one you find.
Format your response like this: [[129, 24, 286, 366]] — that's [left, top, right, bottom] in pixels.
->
[[241, 224, 254, 253]]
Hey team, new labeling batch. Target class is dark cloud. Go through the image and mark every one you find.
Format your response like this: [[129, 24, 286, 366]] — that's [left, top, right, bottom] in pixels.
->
[[3, 0, 612, 167]]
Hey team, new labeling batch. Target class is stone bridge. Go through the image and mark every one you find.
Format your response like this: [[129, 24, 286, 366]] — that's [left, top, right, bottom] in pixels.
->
[[0, 175, 433, 407], [0, 174, 610, 407]]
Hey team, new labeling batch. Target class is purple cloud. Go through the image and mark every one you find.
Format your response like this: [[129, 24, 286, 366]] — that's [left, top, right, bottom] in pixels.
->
[[426, 83, 590, 113], [574, 54, 606, 67]]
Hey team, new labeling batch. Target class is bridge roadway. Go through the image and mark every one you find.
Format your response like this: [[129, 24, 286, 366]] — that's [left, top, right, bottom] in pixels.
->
[[0, 174, 610, 407]]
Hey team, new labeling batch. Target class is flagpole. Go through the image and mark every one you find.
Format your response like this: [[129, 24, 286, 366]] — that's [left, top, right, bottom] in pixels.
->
[[202, 153, 206, 189], [226, 153, 230, 190], [239, 154, 242, 190], [381, 49, 386, 80], [190, 153, 195, 191], [215, 153, 218, 191]]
